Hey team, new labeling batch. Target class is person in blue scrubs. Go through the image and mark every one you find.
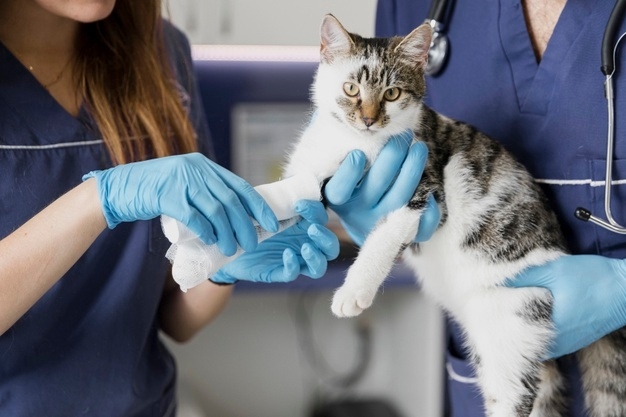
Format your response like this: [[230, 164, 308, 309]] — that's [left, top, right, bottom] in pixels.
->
[[0, 1, 425, 415], [373, 0, 626, 415], [0, 1, 347, 415]]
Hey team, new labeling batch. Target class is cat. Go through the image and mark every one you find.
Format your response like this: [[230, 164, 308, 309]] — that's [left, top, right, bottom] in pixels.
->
[[282, 14, 626, 417]]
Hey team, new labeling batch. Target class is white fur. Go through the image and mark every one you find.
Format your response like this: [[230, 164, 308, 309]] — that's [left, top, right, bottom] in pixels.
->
[[283, 108, 419, 181], [286, 105, 565, 416], [284, 42, 566, 416]]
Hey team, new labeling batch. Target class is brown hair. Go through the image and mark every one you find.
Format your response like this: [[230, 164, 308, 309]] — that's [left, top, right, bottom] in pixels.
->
[[75, 0, 197, 165]]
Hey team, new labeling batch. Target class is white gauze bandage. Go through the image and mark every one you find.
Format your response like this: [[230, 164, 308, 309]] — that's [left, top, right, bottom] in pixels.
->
[[161, 173, 322, 291]]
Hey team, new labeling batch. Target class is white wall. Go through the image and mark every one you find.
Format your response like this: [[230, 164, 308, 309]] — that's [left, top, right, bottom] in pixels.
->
[[163, 0, 378, 46], [164, 285, 444, 417]]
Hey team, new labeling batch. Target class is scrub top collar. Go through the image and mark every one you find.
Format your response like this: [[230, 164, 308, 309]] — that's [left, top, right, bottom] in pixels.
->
[[0, 41, 93, 146], [499, 0, 596, 115]]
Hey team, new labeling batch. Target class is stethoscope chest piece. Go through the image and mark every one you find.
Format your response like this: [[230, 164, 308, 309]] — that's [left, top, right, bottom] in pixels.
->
[[426, 24, 449, 76], [424, 0, 451, 77]]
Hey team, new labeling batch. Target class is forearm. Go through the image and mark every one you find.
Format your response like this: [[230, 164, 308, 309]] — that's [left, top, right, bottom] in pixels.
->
[[0, 178, 106, 335], [159, 277, 234, 343]]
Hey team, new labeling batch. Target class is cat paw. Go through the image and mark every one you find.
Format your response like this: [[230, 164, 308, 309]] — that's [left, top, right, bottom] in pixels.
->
[[331, 285, 375, 317]]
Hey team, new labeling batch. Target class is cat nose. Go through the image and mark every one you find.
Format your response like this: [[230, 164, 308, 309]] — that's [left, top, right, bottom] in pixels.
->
[[362, 116, 376, 127]]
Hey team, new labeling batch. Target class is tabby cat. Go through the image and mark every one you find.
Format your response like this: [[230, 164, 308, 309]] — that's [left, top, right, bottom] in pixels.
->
[[282, 14, 626, 417]]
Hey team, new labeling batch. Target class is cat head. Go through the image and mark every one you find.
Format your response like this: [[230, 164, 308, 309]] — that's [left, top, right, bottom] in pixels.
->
[[312, 14, 432, 138]]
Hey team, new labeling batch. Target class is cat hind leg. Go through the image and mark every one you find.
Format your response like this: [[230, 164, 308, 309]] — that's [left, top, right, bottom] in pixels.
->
[[331, 206, 420, 317], [461, 287, 564, 417]]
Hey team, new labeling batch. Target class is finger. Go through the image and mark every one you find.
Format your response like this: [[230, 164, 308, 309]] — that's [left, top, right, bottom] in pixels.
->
[[217, 167, 279, 233], [171, 206, 217, 245], [187, 178, 244, 255], [415, 193, 440, 242], [324, 150, 367, 205], [505, 264, 552, 288], [359, 131, 413, 206], [212, 186, 260, 253], [300, 243, 327, 278], [196, 190, 237, 256], [294, 200, 328, 225], [378, 141, 428, 212], [185, 166, 251, 252], [307, 223, 340, 260], [282, 248, 300, 282]]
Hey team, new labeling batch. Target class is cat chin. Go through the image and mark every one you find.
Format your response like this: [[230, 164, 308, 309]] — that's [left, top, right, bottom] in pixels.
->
[[358, 128, 381, 136], [344, 122, 389, 138], [316, 109, 404, 143]]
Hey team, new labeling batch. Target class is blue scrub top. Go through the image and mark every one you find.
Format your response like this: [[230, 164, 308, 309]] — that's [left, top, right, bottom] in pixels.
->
[[0, 23, 212, 416], [377, 1, 626, 416]]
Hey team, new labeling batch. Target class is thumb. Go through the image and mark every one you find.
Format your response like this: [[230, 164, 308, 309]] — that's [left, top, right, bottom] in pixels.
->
[[506, 263, 554, 289], [295, 200, 328, 225], [415, 193, 440, 242], [324, 150, 367, 205]]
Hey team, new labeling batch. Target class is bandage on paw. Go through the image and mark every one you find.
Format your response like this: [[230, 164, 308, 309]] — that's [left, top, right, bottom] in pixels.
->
[[162, 173, 321, 291]]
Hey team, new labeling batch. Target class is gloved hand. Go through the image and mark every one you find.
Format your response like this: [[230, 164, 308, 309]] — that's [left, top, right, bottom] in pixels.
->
[[507, 254, 626, 358], [211, 200, 340, 284], [83, 153, 278, 256], [324, 130, 440, 246]]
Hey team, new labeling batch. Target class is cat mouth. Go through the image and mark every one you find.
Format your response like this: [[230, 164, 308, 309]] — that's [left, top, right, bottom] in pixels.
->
[[360, 126, 379, 134]]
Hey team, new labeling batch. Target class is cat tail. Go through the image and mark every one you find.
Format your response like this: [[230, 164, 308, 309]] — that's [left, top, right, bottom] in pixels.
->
[[578, 327, 626, 417]]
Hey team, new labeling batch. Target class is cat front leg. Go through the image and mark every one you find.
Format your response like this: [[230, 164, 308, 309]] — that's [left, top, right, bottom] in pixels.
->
[[331, 206, 421, 317]]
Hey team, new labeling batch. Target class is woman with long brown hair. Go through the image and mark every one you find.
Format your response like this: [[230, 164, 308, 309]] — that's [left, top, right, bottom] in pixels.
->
[[0, 1, 340, 414]]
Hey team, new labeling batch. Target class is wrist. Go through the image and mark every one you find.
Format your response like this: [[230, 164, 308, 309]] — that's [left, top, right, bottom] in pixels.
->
[[80, 178, 108, 232], [611, 258, 626, 281], [82, 169, 119, 229], [208, 279, 237, 286], [611, 257, 626, 311], [339, 219, 365, 247], [209, 270, 239, 285]]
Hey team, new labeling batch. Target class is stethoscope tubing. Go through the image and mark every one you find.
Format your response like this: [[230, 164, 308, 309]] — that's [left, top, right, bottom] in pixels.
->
[[576, 0, 626, 234], [425, 0, 626, 234]]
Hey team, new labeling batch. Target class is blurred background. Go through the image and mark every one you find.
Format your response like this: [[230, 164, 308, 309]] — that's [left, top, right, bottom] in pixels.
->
[[164, 0, 377, 45], [161, 1, 445, 416]]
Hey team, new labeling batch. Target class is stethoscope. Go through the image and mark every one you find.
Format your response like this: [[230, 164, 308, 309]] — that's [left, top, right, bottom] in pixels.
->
[[425, 0, 626, 234], [575, 0, 626, 234], [424, 0, 450, 76]]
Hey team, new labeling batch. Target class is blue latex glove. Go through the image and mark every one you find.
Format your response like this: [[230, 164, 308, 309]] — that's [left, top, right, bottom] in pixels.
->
[[507, 254, 626, 358], [83, 153, 278, 256], [211, 200, 340, 284], [324, 131, 440, 246]]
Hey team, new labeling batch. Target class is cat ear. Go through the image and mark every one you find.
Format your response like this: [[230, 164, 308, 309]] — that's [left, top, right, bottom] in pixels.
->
[[320, 14, 355, 64], [394, 23, 432, 69]]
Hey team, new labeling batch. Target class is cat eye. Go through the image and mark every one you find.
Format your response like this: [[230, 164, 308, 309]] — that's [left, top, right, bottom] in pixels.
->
[[343, 82, 360, 97], [383, 87, 401, 102]]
